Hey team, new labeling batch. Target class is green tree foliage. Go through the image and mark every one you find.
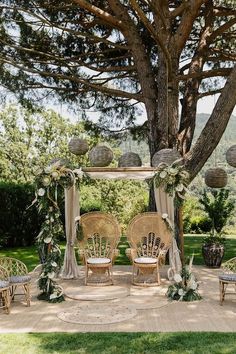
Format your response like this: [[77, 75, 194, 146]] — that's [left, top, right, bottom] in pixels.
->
[[199, 189, 235, 234], [0, 104, 149, 228], [0, 105, 93, 183]]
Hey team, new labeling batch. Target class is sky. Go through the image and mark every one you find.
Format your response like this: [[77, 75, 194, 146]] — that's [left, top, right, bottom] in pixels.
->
[[57, 94, 236, 124], [198, 94, 236, 115]]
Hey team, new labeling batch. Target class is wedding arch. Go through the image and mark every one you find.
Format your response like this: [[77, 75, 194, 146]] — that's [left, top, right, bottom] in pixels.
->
[[34, 163, 188, 302]]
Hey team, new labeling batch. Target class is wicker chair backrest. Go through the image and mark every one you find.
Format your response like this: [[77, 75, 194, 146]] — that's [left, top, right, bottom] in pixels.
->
[[222, 257, 236, 273], [0, 257, 28, 276], [126, 212, 172, 257], [79, 212, 121, 258], [0, 265, 9, 281]]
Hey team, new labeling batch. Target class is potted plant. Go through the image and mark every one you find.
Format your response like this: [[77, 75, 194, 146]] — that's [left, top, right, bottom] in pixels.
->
[[199, 189, 234, 268]]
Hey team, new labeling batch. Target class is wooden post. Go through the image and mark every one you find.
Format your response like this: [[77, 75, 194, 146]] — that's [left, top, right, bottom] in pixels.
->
[[178, 206, 185, 264]]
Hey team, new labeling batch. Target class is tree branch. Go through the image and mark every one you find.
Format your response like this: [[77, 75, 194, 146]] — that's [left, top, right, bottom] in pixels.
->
[[185, 65, 236, 180], [72, 0, 124, 29]]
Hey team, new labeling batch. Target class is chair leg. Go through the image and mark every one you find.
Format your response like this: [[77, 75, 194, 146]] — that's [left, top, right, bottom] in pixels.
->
[[156, 266, 161, 285], [5, 289, 11, 314], [1, 289, 10, 314], [109, 265, 114, 285], [23, 284, 30, 307], [132, 264, 136, 284], [220, 281, 228, 305], [219, 281, 223, 305], [85, 265, 88, 285], [11, 285, 17, 301]]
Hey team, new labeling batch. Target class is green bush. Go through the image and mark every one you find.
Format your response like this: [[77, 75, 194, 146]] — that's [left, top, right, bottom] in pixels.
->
[[0, 182, 42, 247], [199, 189, 235, 234], [184, 215, 212, 234], [183, 196, 212, 234]]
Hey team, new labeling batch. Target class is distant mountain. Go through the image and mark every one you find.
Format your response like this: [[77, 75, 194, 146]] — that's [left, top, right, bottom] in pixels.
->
[[118, 113, 236, 170]]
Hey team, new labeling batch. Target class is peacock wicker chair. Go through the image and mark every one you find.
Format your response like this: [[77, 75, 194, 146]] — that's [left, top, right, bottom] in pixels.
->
[[219, 257, 236, 305], [126, 212, 172, 286], [77, 212, 121, 286], [0, 257, 31, 307], [0, 265, 11, 314]]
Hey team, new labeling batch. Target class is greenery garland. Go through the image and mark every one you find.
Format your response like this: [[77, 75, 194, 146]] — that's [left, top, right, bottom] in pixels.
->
[[153, 161, 189, 205], [166, 257, 202, 302], [34, 161, 82, 302]]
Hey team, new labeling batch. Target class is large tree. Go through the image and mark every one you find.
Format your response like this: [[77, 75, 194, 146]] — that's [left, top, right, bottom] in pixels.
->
[[0, 0, 236, 180]]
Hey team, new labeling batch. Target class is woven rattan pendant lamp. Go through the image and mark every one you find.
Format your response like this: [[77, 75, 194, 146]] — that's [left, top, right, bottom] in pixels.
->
[[226, 145, 236, 168], [205, 148, 228, 188]]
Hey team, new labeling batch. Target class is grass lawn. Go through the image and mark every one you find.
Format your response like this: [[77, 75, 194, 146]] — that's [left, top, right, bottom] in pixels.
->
[[1, 235, 236, 271], [1, 332, 236, 354]]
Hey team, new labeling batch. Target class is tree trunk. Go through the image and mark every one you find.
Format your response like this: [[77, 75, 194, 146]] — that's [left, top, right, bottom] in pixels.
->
[[185, 65, 236, 180]]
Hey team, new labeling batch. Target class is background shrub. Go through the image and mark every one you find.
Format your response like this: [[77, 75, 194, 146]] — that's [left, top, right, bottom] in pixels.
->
[[0, 182, 42, 247]]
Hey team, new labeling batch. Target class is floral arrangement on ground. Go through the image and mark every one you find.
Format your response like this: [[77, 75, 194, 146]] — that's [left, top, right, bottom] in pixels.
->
[[153, 161, 189, 205], [166, 256, 202, 302]]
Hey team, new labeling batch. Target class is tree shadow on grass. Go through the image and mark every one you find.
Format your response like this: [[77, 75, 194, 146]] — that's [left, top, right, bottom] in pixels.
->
[[30, 332, 236, 354]]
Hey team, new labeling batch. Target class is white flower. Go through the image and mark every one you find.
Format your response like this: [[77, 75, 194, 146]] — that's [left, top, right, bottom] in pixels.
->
[[38, 188, 45, 197], [169, 168, 178, 175], [50, 217, 54, 223], [189, 282, 198, 290], [52, 171, 60, 179], [44, 237, 52, 244], [176, 183, 184, 192], [51, 261, 57, 267], [178, 288, 185, 296], [162, 213, 168, 220], [44, 166, 52, 174], [74, 168, 84, 178], [49, 293, 58, 300], [48, 272, 55, 279], [159, 171, 167, 179], [174, 273, 182, 283], [42, 176, 51, 186]]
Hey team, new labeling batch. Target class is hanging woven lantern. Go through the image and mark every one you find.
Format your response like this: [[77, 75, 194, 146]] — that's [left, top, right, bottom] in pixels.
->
[[205, 168, 228, 188], [118, 152, 142, 167], [152, 148, 181, 167], [89, 145, 113, 167], [68, 137, 89, 156], [226, 145, 236, 168]]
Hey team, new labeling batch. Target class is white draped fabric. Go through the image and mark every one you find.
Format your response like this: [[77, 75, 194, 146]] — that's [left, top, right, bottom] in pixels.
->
[[154, 186, 182, 279], [60, 184, 80, 279], [83, 167, 155, 181], [61, 167, 182, 279]]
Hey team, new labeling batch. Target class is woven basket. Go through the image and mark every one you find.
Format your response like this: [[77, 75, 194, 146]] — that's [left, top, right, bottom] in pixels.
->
[[68, 137, 89, 156], [226, 145, 236, 168], [89, 145, 113, 167], [205, 168, 228, 188], [152, 148, 181, 167], [118, 152, 142, 167]]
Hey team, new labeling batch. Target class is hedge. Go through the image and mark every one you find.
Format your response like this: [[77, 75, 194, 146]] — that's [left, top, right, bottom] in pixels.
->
[[0, 182, 42, 248], [0, 182, 102, 248]]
